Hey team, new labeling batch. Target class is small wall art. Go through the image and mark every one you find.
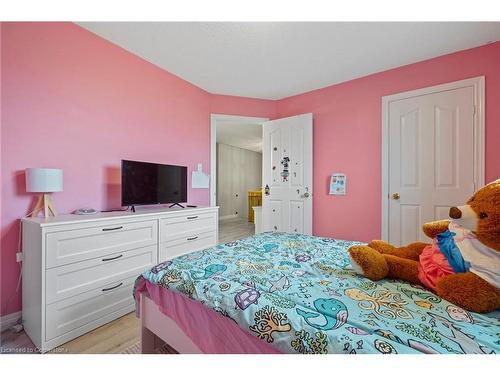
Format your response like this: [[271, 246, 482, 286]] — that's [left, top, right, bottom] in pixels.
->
[[329, 173, 346, 195]]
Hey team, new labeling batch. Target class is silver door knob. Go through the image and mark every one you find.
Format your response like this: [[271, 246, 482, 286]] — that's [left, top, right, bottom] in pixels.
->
[[392, 192, 400, 200]]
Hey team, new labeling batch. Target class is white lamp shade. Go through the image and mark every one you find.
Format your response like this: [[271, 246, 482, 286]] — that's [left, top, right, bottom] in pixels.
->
[[26, 168, 63, 193]]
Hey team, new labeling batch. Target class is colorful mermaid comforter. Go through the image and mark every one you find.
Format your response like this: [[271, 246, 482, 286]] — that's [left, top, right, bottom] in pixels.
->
[[135, 232, 500, 354]]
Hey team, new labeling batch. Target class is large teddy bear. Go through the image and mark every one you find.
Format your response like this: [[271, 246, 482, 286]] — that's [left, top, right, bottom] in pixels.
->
[[349, 180, 500, 313]]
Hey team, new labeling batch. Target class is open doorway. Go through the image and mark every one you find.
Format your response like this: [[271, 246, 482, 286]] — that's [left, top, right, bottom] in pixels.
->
[[210, 114, 268, 243]]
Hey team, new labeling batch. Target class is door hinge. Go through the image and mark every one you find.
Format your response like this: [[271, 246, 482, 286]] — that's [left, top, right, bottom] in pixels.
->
[[473, 105, 476, 116]]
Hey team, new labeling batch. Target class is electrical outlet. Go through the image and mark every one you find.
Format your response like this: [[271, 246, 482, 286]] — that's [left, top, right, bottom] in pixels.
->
[[16, 252, 24, 263]]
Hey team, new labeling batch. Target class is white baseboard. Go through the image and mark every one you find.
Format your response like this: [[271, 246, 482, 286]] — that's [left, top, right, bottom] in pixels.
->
[[219, 214, 238, 221], [0, 311, 21, 332]]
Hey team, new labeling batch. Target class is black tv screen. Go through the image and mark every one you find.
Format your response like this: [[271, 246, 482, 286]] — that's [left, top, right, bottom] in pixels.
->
[[121, 160, 187, 206]]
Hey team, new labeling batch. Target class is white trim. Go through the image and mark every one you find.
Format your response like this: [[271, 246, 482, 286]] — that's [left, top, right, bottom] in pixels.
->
[[0, 310, 21, 332], [210, 114, 269, 207], [381, 76, 485, 241]]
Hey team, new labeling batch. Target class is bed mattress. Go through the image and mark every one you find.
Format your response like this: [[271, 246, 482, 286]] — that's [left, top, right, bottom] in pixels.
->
[[134, 232, 500, 354]]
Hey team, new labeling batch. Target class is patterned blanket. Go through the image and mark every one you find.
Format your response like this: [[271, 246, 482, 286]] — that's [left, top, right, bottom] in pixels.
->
[[135, 232, 500, 354]]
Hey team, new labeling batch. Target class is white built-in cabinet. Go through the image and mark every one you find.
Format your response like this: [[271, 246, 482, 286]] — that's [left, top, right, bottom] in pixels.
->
[[21, 206, 218, 352]]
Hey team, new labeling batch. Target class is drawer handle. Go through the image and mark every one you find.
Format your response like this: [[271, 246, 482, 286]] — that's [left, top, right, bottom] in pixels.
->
[[102, 254, 123, 262], [187, 216, 198, 220], [187, 236, 198, 241], [102, 282, 123, 292], [102, 226, 123, 232]]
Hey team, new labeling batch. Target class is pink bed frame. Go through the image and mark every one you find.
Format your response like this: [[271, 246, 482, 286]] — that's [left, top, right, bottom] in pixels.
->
[[137, 280, 281, 354]]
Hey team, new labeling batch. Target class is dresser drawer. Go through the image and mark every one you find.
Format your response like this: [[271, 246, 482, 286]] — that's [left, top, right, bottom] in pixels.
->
[[46, 245, 156, 304], [45, 276, 135, 341], [159, 231, 217, 261], [160, 212, 216, 242], [45, 219, 158, 268]]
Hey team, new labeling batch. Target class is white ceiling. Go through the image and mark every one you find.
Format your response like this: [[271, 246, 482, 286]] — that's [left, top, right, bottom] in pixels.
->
[[216, 122, 262, 153], [77, 22, 500, 100]]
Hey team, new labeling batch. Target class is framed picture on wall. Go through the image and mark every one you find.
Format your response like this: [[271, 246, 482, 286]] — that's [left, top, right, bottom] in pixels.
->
[[329, 173, 346, 195]]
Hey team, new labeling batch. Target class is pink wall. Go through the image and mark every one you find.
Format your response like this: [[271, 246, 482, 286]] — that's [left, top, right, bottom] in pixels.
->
[[0, 22, 276, 316], [276, 42, 500, 243]]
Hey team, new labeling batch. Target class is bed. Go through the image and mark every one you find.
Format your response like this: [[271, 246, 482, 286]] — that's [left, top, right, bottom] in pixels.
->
[[133, 232, 500, 354]]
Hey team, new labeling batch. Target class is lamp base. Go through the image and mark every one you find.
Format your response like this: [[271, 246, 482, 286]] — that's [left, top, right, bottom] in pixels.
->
[[31, 194, 58, 218]]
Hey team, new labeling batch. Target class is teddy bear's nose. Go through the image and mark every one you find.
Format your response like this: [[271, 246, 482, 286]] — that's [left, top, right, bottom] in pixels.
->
[[449, 207, 462, 219]]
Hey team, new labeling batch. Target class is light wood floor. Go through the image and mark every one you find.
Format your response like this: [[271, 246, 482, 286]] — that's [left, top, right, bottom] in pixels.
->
[[219, 217, 255, 243], [0, 218, 255, 354], [1, 312, 140, 354]]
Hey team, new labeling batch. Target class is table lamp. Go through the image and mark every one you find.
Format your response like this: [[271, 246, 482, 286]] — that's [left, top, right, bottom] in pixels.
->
[[26, 168, 63, 218]]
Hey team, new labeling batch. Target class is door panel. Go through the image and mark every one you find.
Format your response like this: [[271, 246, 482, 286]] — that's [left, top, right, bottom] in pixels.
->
[[290, 127, 304, 186], [435, 205, 452, 220], [388, 86, 475, 245], [400, 205, 420, 245], [269, 200, 283, 232], [270, 128, 282, 186], [262, 113, 313, 234], [290, 201, 304, 234], [435, 107, 458, 188], [400, 110, 420, 188]]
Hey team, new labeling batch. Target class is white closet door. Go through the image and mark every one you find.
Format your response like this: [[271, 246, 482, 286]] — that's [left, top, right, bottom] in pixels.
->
[[388, 86, 475, 245]]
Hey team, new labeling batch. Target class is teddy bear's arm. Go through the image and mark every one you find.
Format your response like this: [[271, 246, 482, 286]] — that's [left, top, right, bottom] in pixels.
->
[[422, 220, 450, 239]]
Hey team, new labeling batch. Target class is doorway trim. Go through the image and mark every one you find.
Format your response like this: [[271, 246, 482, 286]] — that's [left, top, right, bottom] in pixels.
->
[[210, 114, 269, 207], [381, 76, 485, 241]]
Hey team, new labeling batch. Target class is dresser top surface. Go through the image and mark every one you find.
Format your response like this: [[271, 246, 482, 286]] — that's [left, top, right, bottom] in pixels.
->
[[22, 206, 218, 227]]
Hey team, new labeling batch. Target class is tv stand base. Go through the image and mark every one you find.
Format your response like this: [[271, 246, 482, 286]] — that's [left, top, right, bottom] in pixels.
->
[[168, 203, 185, 209]]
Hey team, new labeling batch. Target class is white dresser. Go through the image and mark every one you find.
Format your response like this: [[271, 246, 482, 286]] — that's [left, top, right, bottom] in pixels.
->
[[21, 206, 218, 352]]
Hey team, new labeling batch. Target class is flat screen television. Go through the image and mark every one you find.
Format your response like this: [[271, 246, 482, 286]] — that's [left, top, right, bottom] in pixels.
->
[[121, 160, 187, 208]]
